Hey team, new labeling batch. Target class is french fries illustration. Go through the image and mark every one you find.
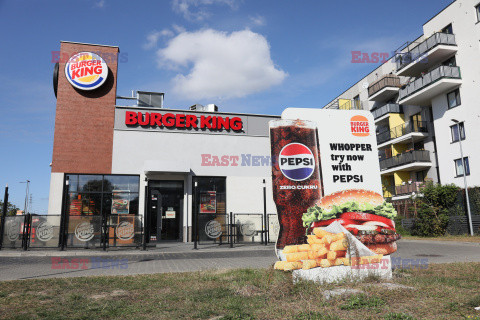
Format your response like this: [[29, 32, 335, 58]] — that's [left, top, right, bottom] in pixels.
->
[[276, 229, 384, 272], [276, 228, 350, 271]]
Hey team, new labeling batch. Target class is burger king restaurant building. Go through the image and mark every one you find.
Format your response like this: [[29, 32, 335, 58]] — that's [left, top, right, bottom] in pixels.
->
[[47, 41, 279, 248]]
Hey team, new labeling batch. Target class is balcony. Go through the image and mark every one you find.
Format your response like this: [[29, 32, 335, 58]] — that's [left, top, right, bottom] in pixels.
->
[[372, 104, 403, 121], [376, 120, 428, 146], [380, 150, 432, 173], [382, 182, 424, 199], [395, 182, 424, 196], [327, 99, 365, 110], [339, 99, 364, 110], [395, 32, 458, 77], [368, 75, 401, 102], [398, 65, 462, 106]]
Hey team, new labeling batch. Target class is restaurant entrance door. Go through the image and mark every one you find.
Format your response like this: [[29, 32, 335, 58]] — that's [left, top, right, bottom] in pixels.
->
[[147, 181, 184, 242]]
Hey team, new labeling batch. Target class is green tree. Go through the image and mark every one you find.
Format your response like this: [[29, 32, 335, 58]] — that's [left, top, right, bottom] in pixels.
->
[[411, 182, 458, 237], [0, 200, 20, 216]]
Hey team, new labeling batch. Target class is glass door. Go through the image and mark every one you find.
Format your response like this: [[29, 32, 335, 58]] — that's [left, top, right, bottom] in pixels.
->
[[148, 181, 184, 242]]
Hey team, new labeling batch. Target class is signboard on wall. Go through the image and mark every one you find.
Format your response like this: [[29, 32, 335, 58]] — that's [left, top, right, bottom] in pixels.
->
[[200, 191, 216, 213], [111, 190, 130, 214]]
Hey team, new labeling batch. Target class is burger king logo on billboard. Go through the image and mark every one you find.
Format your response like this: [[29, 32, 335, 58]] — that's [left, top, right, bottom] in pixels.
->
[[65, 52, 108, 90], [350, 115, 370, 137]]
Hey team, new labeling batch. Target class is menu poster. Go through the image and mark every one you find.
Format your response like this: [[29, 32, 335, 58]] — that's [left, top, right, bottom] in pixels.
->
[[200, 191, 217, 213], [111, 190, 130, 214]]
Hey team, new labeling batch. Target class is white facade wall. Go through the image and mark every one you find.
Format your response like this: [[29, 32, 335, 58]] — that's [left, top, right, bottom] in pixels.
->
[[111, 122, 278, 240], [423, 0, 480, 186]]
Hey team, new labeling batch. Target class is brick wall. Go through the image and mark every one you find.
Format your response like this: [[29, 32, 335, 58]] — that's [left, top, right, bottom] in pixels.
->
[[52, 42, 118, 174]]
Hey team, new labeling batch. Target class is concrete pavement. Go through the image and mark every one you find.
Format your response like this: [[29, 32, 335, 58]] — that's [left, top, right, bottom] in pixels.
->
[[0, 239, 479, 281]]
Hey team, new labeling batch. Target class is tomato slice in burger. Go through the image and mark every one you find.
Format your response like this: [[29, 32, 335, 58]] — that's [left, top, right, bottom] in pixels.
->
[[339, 212, 394, 228]]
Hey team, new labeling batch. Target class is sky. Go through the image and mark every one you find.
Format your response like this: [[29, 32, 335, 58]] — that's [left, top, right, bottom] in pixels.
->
[[0, 0, 453, 213]]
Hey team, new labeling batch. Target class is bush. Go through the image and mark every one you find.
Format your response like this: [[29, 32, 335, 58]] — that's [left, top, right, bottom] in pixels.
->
[[409, 182, 459, 237], [393, 215, 410, 236], [411, 202, 449, 237], [421, 182, 459, 210]]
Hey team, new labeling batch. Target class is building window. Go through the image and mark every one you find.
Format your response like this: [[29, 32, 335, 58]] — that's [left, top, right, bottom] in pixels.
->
[[193, 177, 227, 242], [66, 174, 140, 216], [476, 4, 480, 22], [441, 24, 453, 34], [454, 157, 470, 177], [442, 56, 456, 67], [447, 89, 461, 109], [353, 95, 361, 109], [450, 122, 466, 142]]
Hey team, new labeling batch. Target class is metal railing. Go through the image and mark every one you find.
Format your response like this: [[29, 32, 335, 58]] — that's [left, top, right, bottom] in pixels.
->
[[399, 65, 461, 101], [371, 104, 403, 120], [395, 182, 424, 196], [376, 120, 428, 144], [338, 99, 364, 110], [395, 32, 457, 71], [368, 75, 401, 97], [380, 150, 431, 171], [382, 182, 424, 199]]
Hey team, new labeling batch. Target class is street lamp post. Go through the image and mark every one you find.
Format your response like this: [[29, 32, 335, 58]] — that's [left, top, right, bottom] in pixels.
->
[[451, 119, 474, 236], [19, 180, 30, 215]]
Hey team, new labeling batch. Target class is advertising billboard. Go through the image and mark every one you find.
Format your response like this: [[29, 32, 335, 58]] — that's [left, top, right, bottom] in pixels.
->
[[270, 109, 399, 278]]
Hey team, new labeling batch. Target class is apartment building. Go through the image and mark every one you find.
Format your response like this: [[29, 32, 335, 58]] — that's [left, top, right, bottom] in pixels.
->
[[324, 0, 480, 215]]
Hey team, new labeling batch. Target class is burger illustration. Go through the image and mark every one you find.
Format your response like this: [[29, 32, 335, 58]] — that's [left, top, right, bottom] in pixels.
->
[[302, 189, 400, 255]]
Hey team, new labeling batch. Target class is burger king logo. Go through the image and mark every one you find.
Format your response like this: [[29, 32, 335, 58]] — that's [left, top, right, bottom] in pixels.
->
[[279, 143, 315, 181], [116, 221, 135, 241], [350, 115, 370, 137], [65, 52, 108, 90]]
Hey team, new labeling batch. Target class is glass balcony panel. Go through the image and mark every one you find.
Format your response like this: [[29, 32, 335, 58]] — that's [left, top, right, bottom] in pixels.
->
[[395, 32, 457, 72]]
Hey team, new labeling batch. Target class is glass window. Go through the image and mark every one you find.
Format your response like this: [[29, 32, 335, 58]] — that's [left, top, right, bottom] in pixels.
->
[[194, 177, 226, 214], [65, 174, 140, 216], [441, 24, 453, 34], [455, 157, 470, 177], [450, 122, 466, 142], [447, 89, 461, 109], [103, 175, 140, 193], [78, 175, 103, 192]]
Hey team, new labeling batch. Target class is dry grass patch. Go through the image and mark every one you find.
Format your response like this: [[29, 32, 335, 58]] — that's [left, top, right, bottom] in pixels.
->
[[0, 263, 479, 319]]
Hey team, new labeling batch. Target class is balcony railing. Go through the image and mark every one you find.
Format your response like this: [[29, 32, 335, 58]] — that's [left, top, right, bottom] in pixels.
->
[[395, 182, 424, 196], [380, 150, 431, 171], [383, 182, 424, 198], [399, 65, 461, 101], [368, 75, 401, 97], [338, 99, 364, 110], [395, 32, 457, 72], [371, 104, 403, 120], [376, 120, 428, 144]]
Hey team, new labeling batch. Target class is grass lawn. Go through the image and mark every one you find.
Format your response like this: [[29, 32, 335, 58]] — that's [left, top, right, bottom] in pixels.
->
[[401, 235, 480, 243], [1, 263, 480, 320]]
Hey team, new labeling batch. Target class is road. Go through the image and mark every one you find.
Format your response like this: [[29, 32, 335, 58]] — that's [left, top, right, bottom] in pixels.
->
[[0, 240, 479, 281]]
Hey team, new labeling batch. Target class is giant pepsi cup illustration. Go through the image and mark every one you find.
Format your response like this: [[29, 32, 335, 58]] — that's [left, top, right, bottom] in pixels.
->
[[269, 119, 322, 251]]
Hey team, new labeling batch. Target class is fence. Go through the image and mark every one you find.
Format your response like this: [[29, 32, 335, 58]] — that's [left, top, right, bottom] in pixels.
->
[[194, 212, 278, 247], [0, 213, 143, 250], [401, 215, 480, 235]]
